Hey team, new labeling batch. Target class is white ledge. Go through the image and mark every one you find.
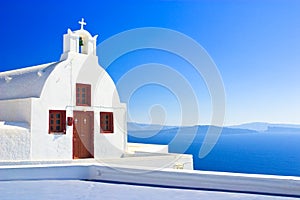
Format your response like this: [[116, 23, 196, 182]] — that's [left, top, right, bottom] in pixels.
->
[[0, 162, 299, 198]]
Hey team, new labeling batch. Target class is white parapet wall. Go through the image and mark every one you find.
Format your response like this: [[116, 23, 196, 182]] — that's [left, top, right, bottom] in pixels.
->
[[88, 165, 300, 197], [127, 143, 169, 154], [0, 163, 300, 198], [100, 153, 193, 170], [125, 143, 192, 170]]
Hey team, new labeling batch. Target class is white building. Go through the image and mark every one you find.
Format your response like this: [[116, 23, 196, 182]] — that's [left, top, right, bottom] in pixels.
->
[[0, 19, 193, 169]]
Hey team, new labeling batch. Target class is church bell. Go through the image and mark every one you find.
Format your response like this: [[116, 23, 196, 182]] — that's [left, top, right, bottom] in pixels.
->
[[79, 37, 84, 46]]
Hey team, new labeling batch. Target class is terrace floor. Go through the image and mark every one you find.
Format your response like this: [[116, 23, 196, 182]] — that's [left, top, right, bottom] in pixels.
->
[[0, 179, 299, 200]]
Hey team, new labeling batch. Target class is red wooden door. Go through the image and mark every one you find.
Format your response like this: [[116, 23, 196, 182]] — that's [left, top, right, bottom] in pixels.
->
[[73, 111, 94, 159]]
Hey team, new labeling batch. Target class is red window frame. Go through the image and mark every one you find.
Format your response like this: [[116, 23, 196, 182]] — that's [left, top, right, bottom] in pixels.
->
[[76, 83, 91, 106], [100, 112, 114, 133], [49, 110, 66, 134]]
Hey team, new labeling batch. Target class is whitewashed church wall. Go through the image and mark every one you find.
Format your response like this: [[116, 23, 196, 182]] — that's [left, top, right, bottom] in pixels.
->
[[30, 98, 72, 160], [76, 56, 127, 158], [0, 23, 128, 161], [93, 106, 127, 159], [29, 55, 127, 160], [30, 61, 73, 160]]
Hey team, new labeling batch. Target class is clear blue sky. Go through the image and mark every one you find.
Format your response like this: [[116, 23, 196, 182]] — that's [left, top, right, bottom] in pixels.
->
[[1, 0, 300, 126]]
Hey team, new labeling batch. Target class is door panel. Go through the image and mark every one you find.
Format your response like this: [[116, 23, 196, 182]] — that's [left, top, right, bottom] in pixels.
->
[[73, 111, 94, 159]]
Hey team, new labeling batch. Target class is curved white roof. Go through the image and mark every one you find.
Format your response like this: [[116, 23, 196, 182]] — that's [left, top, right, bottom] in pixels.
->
[[0, 62, 60, 100], [74, 29, 92, 38]]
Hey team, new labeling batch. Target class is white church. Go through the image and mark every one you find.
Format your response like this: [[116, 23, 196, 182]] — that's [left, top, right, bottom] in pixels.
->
[[0, 19, 192, 169], [0, 20, 298, 200]]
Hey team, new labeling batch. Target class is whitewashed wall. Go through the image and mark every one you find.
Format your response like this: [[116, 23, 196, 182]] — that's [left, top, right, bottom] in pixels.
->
[[30, 54, 127, 160], [0, 98, 32, 124], [0, 124, 30, 160], [0, 98, 32, 160], [93, 107, 127, 159], [98, 153, 193, 170], [1, 163, 299, 197], [30, 59, 72, 160], [127, 143, 169, 154], [75, 54, 127, 159]]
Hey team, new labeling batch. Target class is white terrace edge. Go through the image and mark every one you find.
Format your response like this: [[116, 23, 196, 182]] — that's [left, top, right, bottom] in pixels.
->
[[0, 163, 300, 198]]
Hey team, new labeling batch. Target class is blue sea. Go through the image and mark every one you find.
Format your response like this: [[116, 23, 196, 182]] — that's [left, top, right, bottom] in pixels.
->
[[128, 126, 300, 176]]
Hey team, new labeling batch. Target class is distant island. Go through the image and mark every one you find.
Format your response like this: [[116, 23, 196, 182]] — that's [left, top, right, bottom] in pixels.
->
[[127, 122, 300, 176], [128, 122, 300, 134]]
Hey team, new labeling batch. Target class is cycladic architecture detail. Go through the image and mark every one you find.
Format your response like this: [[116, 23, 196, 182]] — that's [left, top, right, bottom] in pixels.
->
[[61, 18, 98, 60], [0, 19, 193, 169]]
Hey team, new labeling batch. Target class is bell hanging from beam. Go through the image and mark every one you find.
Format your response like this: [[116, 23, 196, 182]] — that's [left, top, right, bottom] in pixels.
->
[[79, 37, 84, 46]]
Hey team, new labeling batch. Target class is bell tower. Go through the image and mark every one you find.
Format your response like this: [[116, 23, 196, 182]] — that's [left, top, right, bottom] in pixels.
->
[[60, 18, 98, 61]]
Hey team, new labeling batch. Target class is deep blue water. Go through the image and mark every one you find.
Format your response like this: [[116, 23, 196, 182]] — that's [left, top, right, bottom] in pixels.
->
[[128, 127, 300, 176]]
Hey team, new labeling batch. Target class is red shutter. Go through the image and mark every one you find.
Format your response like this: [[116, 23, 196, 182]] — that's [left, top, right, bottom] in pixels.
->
[[49, 110, 67, 134], [100, 112, 114, 133], [76, 83, 91, 106]]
